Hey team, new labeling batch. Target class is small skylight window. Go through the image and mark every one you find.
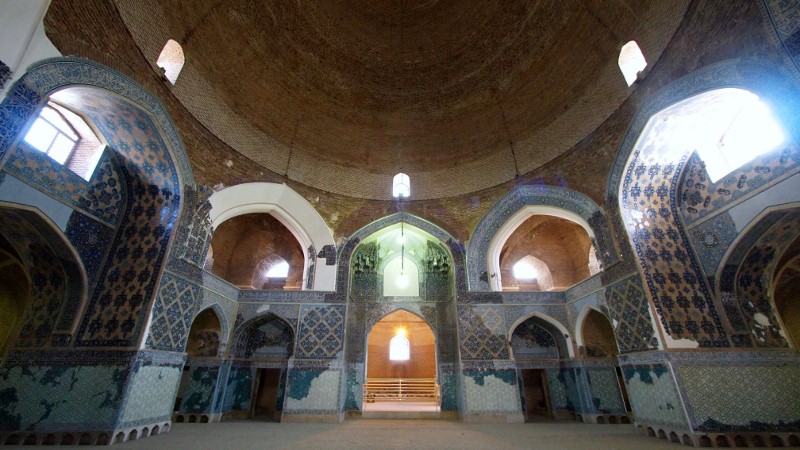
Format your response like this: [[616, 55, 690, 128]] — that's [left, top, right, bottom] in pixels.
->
[[513, 259, 538, 280], [393, 173, 410, 198], [265, 260, 289, 278], [157, 39, 185, 85], [389, 334, 410, 361], [618, 41, 647, 86]]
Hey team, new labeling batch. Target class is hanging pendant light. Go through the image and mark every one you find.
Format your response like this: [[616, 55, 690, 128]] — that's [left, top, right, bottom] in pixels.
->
[[396, 220, 409, 288]]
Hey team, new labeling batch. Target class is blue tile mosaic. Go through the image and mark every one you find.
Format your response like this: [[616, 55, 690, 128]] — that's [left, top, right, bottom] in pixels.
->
[[602, 275, 660, 353], [295, 305, 345, 359], [457, 305, 508, 360]]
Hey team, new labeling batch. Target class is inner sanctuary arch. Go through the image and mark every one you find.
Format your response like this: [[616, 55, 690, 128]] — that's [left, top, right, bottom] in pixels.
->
[[341, 213, 459, 416], [208, 182, 337, 291], [364, 309, 438, 411]]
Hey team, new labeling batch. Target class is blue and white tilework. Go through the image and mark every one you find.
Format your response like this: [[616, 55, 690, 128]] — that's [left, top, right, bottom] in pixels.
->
[[295, 305, 346, 359], [602, 275, 660, 353], [462, 368, 520, 415], [458, 305, 508, 360], [586, 367, 625, 414], [284, 368, 341, 414], [146, 273, 202, 351], [678, 364, 800, 432], [118, 364, 181, 428], [763, 0, 800, 74]]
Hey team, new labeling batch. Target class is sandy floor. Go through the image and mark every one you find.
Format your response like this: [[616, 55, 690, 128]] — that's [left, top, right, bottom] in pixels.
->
[[82, 420, 684, 450]]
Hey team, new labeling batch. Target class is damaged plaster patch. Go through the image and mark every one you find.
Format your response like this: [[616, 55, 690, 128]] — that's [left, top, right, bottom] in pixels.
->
[[285, 370, 339, 411], [462, 372, 520, 413], [753, 312, 771, 327], [662, 332, 700, 349]]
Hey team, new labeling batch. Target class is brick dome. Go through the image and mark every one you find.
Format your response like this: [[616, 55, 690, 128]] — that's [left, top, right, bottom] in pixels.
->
[[110, 0, 686, 199]]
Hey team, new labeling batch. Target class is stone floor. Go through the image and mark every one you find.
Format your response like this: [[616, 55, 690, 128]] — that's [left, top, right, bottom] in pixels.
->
[[106, 420, 680, 449], [362, 401, 440, 411]]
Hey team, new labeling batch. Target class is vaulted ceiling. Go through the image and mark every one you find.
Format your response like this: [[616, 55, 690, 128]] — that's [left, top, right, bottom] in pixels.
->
[[111, 0, 688, 199]]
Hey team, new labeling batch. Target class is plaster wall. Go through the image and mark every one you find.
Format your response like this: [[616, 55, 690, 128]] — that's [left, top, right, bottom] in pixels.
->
[[0, 0, 59, 99]]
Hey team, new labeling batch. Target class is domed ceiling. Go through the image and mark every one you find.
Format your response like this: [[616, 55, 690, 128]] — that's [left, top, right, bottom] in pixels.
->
[[114, 0, 688, 199]]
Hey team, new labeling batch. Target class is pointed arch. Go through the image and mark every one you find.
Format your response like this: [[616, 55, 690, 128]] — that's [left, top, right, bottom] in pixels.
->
[[366, 307, 437, 334], [190, 303, 231, 352], [575, 305, 620, 357], [0, 202, 88, 343], [209, 183, 335, 291], [468, 185, 616, 291], [366, 308, 437, 379], [231, 312, 295, 360], [2, 58, 195, 348], [185, 307, 223, 358], [608, 59, 800, 348], [508, 311, 575, 358], [715, 205, 800, 347], [343, 213, 457, 271]]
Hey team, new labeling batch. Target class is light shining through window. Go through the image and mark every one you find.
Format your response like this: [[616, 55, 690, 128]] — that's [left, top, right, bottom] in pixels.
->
[[699, 96, 785, 182], [672, 90, 786, 183], [513, 259, 538, 280], [24, 105, 78, 164], [266, 261, 289, 278], [393, 173, 410, 198], [389, 334, 410, 361], [618, 41, 647, 86]]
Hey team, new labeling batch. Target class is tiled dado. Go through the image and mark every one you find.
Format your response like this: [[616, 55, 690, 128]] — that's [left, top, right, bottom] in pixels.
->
[[283, 360, 344, 422]]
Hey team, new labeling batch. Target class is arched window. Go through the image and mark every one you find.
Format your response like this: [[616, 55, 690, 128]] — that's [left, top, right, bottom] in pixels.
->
[[389, 334, 410, 361], [157, 39, 185, 85], [392, 173, 410, 198], [23, 101, 105, 180], [513, 257, 538, 280], [618, 41, 647, 86], [587, 246, 601, 275]]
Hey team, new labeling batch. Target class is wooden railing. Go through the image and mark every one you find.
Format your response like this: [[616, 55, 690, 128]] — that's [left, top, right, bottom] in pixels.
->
[[363, 378, 440, 403]]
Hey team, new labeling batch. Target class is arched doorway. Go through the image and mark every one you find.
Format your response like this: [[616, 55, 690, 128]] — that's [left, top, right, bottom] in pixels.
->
[[231, 314, 294, 421], [579, 308, 632, 420], [364, 310, 438, 411], [175, 308, 223, 421], [510, 315, 566, 421]]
